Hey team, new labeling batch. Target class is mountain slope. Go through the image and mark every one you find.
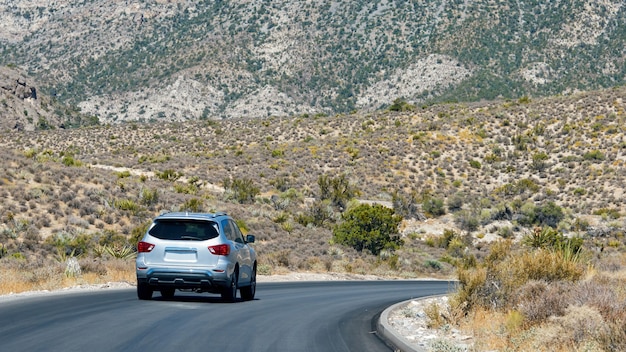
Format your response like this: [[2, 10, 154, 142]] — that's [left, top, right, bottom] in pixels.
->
[[0, 0, 624, 123]]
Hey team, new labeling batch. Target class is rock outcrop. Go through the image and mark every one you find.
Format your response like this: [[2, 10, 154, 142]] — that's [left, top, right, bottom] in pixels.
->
[[0, 66, 61, 131]]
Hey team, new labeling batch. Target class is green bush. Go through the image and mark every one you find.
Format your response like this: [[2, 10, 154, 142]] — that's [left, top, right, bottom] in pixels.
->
[[156, 169, 183, 181], [61, 155, 83, 167], [318, 173, 360, 209], [592, 208, 621, 219], [469, 160, 482, 169], [140, 188, 159, 205], [45, 231, 95, 257], [518, 201, 564, 228], [422, 196, 446, 217], [388, 98, 415, 112], [114, 199, 140, 214], [531, 152, 549, 170], [522, 226, 583, 256], [583, 150, 605, 161], [332, 203, 403, 255], [223, 177, 260, 204], [182, 198, 204, 212], [131, 221, 151, 246]]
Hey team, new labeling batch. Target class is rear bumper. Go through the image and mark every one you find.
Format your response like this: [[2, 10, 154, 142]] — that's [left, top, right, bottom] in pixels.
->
[[137, 267, 230, 292]]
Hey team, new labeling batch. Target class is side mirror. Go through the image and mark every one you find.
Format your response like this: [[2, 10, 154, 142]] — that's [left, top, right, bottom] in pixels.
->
[[246, 235, 255, 243]]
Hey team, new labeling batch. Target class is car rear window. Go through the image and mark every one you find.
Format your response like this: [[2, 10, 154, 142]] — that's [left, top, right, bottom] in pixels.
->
[[149, 220, 219, 241]]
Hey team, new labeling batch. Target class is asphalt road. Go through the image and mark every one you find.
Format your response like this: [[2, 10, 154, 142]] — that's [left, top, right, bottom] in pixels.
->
[[0, 280, 453, 352]]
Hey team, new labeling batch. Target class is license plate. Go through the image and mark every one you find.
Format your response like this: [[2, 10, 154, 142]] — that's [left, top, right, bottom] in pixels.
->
[[164, 247, 198, 262]]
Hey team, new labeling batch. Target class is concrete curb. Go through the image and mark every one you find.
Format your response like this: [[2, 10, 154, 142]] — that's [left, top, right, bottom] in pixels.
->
[[377, 294, 449, 352]]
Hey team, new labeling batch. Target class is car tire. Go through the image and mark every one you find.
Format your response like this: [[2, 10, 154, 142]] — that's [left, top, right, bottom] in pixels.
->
[[137, 283, 153, 300], [240, 265, 256, 301], [160, 288, 175, 299], [221, 268, 238, 302]]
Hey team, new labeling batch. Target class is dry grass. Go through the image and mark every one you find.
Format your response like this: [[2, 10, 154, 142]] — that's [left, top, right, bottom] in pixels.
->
[[0, 256, 136, 295], [450, 243, 626, 351]]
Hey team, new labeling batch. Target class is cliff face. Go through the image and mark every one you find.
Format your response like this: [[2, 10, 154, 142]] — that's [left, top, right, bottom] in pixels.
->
[[0, 66, 62, 131]]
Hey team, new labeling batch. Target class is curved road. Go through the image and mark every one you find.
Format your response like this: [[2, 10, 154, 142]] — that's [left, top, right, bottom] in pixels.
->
[[0, 281, 453, 352]]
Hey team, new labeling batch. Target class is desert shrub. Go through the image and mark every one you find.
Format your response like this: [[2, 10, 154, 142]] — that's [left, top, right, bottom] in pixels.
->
[[115, 171, 131, 178], [583, 150, 605, 161], [130, 221, 151, 246], [155, 169, 182, 181], [422, 196, 445, 217], [522, 226, 583, 256], [518, 201, 564, 228], [424, 259, 443, 271], [592, 207, 621, 220], [266, 250, 291, 268], [574, 274, 626, 323], [182, 198, 204, 212], [61, 156, 82, 167], [454, 209, 480, 233], [543, 305, 608, 349], [447, 237, 467, 257], [269, 176, 291, 192], [114, 199, 141, 215], [332, 203, 403, 255], [446, 193, 464, 212], [270, 188, 303, 210], [318, 173, 360, 209], [424, 302, 445, 328], [455, 239, 586, 312], [531, 152, 549, 170], [174, 183, 198, 195], [101, 245, 135, 259], [296, 200, 334, 227], [497, 226, 514, 238], [507, 249, 585, 286], [78, 258, 108, 275], [45, 231, 95, 257], [97, 229, 129, 248], [388, 98, 415, 112], [494, 178, 540, 197], [435, 229, 458, 249], [223, 177, 260, 204], [513, 280, 575, 324], [140, 187, 159, 205], [392, 190, 425, 220]]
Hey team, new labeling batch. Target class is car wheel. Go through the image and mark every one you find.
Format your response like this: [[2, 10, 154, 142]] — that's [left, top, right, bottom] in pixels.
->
[[221, 268, 238, 302], [137, 283, 153, 300], [240, 266, 256, 301], [160, 288, 175, 299]]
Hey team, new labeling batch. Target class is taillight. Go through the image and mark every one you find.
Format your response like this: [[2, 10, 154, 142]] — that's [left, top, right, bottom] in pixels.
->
[[208, 244, 230, 256], [137, 241, 155, 253]]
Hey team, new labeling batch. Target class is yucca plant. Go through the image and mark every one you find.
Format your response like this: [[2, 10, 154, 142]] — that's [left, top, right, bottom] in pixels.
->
[[104, 245, 136, 259]]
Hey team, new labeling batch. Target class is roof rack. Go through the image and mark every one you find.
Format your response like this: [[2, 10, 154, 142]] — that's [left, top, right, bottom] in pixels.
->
[[213, 211, 228, 217]]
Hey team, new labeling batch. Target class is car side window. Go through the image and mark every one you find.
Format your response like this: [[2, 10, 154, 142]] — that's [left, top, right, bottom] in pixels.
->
[[221, 219, 233, 241], [229, 219, 245, 244]]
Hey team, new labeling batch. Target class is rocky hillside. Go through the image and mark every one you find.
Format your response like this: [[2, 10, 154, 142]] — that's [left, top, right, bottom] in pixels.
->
[[0, 66, 98, 131], [1, 85, 624, 221], [0, 0, 624, 123], [0, 65, 59, 131]]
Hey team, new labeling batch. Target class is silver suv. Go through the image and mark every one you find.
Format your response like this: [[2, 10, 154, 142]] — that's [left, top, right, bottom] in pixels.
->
[[136, 212, 256, 302]]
